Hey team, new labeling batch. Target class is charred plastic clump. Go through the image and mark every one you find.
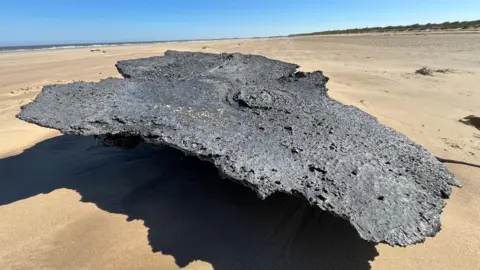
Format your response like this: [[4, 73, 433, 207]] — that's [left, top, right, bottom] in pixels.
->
[[459, 115, 480, 131], [18, 51, 460, 246]]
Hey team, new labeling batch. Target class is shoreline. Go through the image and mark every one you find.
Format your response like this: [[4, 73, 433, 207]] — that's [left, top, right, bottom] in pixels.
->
[[0, 38, 249, 54], [3, 29, 480, 54]]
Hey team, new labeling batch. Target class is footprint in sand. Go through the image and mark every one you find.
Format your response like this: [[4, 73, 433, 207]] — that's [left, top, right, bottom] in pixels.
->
[[441, 138, 464, 149]]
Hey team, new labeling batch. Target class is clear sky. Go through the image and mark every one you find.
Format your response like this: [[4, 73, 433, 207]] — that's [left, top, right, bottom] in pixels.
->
[[1, 0, 479, 46]]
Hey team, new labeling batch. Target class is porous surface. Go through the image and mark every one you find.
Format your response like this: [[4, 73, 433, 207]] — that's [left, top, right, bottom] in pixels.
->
[[18, 51, 460, 246]]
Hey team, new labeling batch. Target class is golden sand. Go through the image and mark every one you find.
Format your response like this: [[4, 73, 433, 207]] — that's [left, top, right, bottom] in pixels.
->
[[0, 33, 478, 269]]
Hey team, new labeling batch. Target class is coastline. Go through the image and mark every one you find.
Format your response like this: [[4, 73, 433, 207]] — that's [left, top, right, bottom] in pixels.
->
[[3, 28, 480, 54]]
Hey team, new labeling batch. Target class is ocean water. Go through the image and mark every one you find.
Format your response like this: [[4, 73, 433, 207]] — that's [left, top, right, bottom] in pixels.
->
[[0, 41, 171, 53]]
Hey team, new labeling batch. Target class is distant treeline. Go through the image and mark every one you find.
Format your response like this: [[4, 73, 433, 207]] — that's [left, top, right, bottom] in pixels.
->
[[290, 20, 480, 36]]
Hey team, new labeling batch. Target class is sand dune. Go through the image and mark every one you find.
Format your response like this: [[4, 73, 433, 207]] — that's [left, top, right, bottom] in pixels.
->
[[0, 33, 479, 269]]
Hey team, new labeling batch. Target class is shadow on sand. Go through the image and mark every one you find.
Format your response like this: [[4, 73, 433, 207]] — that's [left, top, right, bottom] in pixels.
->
[[0, 135, 378, 269]]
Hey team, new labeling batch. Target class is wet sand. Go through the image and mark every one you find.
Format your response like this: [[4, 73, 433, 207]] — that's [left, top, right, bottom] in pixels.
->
[[0, 33, 479, 269]]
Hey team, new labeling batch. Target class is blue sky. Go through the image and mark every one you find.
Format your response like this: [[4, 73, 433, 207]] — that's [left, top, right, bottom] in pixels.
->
[[1, 0, 479, 46]]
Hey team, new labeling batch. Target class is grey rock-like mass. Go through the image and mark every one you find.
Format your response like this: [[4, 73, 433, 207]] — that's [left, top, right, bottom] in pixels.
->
[[18, 51, 460, 246]]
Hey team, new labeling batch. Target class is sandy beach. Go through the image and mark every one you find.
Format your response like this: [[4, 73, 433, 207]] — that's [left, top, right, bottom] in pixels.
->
[[0, 33, 479, 269]]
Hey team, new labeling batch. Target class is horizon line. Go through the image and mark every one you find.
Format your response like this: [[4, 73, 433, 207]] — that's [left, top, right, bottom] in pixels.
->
[[2, 19, 478, 48]]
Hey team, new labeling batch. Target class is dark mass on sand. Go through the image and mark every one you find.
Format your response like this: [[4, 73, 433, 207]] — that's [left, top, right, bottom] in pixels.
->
[[18, 51, 460, 246]]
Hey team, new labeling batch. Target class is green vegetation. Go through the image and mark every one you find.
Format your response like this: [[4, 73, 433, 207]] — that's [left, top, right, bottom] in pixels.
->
[[290, 20, 480, 36]]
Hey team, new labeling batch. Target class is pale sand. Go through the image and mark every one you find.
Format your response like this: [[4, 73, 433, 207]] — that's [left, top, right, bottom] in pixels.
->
[[0, 33, 479, 269]]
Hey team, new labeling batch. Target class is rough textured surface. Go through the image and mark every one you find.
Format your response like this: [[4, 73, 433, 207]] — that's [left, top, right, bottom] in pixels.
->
[[18, 51, 460, 246]]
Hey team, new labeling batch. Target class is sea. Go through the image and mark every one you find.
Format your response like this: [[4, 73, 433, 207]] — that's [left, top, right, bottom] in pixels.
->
[[0, 40, 181, 53]]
